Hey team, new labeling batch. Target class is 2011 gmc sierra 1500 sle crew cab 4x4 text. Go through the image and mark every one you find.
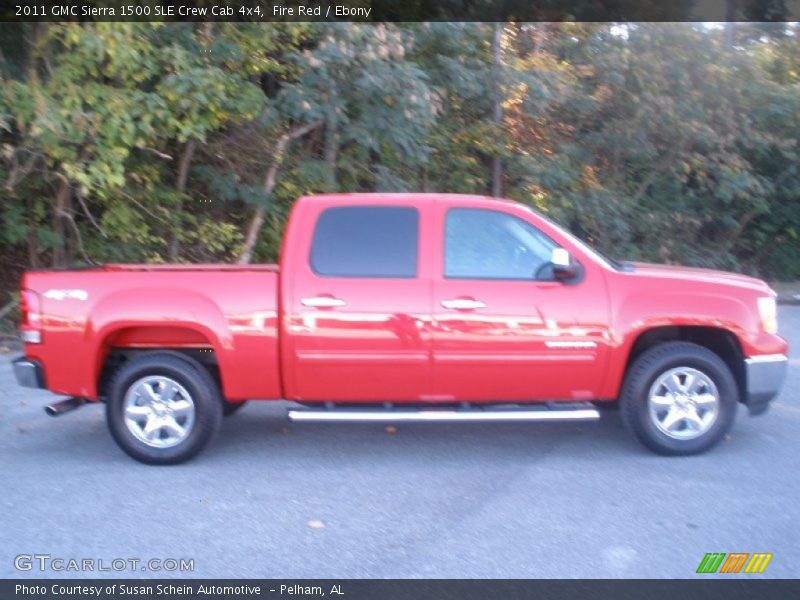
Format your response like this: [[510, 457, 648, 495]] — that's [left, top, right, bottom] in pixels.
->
[[12, 194, 789, 464]]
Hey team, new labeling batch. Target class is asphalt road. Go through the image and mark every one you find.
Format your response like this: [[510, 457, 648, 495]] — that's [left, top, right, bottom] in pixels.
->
[[1, 307, 798, 579]]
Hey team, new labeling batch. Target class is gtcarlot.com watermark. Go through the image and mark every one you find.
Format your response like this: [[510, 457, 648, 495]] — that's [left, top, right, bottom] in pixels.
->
[[14, 554, 194, 573]]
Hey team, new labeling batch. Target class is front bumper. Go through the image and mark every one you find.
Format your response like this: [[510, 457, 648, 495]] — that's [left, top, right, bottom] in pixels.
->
[[744, 354, 788, 415], [12, 357, 46, 389]]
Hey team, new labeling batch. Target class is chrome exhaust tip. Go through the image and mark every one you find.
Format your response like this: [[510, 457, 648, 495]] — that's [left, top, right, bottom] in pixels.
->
[[45, 397, 86, 417]]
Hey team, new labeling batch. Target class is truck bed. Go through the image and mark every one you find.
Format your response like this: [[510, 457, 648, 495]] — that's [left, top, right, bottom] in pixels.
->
[[21, 266, 281, 401]]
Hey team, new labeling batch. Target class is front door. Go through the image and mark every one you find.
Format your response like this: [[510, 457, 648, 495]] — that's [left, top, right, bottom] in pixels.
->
[[431, 205, 610, 402], [286, 202, 433, 402]]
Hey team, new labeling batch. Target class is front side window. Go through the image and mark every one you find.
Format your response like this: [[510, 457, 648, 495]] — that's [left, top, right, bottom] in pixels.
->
[[445, 208, 557, 280], [310, 206, 419, 278]]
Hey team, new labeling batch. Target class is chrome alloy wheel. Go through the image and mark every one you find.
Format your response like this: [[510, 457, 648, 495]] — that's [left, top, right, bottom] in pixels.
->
[[647, 367, 720, 440], [123, 376, 195, 448]]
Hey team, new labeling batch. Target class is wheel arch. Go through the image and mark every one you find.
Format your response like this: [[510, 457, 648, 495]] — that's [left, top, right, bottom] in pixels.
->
[[621, 325, 745, 403], [88, 288, 233, 399]]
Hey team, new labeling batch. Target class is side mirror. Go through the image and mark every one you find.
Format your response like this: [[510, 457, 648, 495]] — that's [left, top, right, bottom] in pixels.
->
[[551, 248, 579, 281]]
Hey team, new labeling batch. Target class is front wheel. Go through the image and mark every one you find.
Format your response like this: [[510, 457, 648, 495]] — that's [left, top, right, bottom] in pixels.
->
[[620, 342, 738, 456], [106, 353, 223, 464]]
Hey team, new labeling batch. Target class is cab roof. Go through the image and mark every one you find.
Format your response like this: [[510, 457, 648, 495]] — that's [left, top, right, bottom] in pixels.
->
[[298, 193, 525, 209]]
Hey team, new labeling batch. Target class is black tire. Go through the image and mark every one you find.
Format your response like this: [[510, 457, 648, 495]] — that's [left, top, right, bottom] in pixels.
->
[[106, 353, 223, 465], [620, 341, 738, 456], [223, 400, 247, 416]]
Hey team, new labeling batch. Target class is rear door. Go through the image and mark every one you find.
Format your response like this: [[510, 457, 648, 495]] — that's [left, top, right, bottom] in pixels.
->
[[284, 199, 433, 402]]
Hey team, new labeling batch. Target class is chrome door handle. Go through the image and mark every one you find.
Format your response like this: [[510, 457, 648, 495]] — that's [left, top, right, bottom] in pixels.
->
[[301, 296, 347, 308], [441, 298, 486, 310]]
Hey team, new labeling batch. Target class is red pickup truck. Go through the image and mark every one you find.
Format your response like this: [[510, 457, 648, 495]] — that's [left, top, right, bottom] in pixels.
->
[[13, 194, 788, 464]]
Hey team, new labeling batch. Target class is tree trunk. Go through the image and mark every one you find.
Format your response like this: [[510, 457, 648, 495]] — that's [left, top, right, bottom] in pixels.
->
[[27, 229, 39, 268], [238, 120, 322, 264], [168, 138, 197, 261], [324, 80, 339, 191], [51, 177, 71, 267], [324, 121, 340, 191], [491, 23, 504, 198], [238, 138, 290, 265]]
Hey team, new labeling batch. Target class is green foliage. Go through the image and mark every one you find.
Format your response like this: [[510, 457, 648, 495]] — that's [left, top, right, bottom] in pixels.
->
[[0, 22, 798, 280]]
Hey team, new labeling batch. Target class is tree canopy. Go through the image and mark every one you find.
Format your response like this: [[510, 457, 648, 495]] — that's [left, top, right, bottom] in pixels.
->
[[1, 22, 798, 296]]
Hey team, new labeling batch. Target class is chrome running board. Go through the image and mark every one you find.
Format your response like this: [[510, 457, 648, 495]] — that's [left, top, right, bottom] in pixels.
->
[[287, 404, 600, 423]]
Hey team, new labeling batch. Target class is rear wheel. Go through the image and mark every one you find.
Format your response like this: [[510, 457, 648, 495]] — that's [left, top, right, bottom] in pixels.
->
[[106, 353, 222, 464], [620, 341, 738, 455]]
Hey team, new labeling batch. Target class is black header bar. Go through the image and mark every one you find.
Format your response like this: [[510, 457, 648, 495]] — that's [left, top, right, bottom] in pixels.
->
[[3, 579, 800, 600], [3, 0, 800, 23]]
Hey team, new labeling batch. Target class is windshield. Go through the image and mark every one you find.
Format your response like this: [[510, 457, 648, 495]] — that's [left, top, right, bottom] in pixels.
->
[[523, 207, 622, 271]]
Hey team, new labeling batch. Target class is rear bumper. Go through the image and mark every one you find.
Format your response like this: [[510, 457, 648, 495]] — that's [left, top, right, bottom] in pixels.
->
[[744, 354, 788, 415], [12, 357, 46, 389]]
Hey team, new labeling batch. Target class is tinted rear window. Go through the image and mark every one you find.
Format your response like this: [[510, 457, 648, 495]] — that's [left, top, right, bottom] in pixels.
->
[[310, 206, 419, 278]]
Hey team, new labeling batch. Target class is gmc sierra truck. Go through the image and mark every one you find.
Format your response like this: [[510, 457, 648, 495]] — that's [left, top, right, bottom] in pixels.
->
[[12, 194, 788, 464]]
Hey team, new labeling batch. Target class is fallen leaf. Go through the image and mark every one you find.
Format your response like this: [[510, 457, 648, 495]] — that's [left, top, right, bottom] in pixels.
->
[[281, 428, 290, 435], [385, 425, 397, 434]]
